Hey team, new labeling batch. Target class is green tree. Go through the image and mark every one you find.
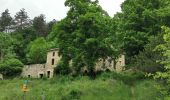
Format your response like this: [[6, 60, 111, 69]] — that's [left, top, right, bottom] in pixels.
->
[[33, 14, 48, 37], [26, 37, 51, 64], [47, 19, 57, 34], [117, 0, 170, 63], [14, 8, 31, 30], [11, 27, 37, 64], [133, 35, 164, 73], [0, 32, 23, 77], [51, 0, 115, 75], [0, 9, 12, 32], [0, 58, 23, 77], [154, 26, 170, 98], [0, 32, 13, 61]]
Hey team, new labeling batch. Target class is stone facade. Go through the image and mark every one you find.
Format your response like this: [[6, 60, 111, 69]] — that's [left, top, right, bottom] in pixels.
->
[[22, 48, 125, 78], [46, 48, 61, 68], [0, 73, 3, 80], [22, 49, 60, 78], [85, 55, 125, 72], [21, 64, 54, 78]]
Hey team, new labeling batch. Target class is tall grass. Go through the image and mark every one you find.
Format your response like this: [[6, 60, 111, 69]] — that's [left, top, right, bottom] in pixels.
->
[[0, 73, 161, 100]]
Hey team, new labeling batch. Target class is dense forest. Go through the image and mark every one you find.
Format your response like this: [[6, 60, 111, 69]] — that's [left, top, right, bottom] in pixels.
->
[[0, 0, 170, 98]]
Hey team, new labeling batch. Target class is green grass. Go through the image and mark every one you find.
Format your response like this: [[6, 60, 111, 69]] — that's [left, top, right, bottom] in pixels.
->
[[0, 75, 161, 100]]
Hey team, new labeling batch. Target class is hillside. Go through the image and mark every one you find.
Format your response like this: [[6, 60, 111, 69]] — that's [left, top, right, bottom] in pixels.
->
[[1, 0, 170, 99]]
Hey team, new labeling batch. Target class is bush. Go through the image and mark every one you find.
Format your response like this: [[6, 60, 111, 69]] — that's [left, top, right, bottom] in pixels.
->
[[115, 71, 145, 85], [61, 89, 82, 100], [100, 71, 145, 85], [132, 35, 164, 73], [55, 60, 71, 75], [0, 58, 23, 77]]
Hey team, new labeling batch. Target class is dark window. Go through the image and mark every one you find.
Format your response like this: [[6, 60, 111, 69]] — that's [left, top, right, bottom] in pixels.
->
[[53, 52, 55, 56], [119, 61, 121, 65], [52, 59, 55, 65]]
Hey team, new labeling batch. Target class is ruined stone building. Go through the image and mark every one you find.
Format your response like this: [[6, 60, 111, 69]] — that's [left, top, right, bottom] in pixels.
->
[[22, 48, 125, 78], [95, 55, 125, 72], [22, 49, 60, 78]]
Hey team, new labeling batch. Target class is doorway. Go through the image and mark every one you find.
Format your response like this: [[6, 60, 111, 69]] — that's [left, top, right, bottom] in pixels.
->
[[47, 71, 50, 78], [39, 74, 44, 78]]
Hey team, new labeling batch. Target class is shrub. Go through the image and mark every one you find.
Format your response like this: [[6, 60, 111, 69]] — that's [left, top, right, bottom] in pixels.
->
[[132, 35, 164, 73], [100, 71, 145, 85], [113, 71, 145, 85], [0, 58, 23, 77], [61, 89, 82, 100], [55, 60, 71, 75]]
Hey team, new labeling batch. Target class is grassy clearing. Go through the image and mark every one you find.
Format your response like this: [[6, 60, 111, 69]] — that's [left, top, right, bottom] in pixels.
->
[[0, 73, 161, 100]]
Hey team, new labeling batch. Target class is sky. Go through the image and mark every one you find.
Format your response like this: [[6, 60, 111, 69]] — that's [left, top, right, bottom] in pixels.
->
[[0, 0, 124, 22]]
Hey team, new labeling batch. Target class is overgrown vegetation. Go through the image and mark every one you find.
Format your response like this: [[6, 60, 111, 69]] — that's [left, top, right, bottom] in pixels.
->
[[153, 26, 170, 98], [0, 58, 23, 77], [0, 74, 161, 100], [50, 0, 121, 75], [1, 0, 170, 98]]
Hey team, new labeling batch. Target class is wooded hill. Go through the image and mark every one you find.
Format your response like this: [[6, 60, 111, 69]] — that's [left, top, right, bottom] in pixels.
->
[[0, 0, 170, 98]]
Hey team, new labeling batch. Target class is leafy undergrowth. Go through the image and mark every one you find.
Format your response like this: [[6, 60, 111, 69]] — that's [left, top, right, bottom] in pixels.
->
[[0, 73, 162, 100]]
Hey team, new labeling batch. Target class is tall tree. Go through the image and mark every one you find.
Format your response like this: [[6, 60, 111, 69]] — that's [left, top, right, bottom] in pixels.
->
[[116, 0, 170, 63], [0, 32, 13, 61], [14, 8, 30, 30], [47, 19, 57, 34], [51, 0, 114, 75], [33, 14, 48, 37], [11, 27, 37, 64], [154, 26, 170, 98], [133, 35, 164, 73], [26, 37, 51, 64], [0, 9, 12, 32]]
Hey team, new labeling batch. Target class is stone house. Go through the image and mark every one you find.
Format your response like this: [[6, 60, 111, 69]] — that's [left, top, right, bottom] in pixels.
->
[[22, 48, 125, 78], [22, 48, 60, 78]]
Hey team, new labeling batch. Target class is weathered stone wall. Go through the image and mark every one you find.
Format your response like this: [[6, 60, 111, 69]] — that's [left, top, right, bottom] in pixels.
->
[[46, 48, 61, 68], [22, 64, 46, 78], [21, 49, 61, 78], [21, 64, 54, 78], [0, 74, 3, 80], [115, 55, 125, 72], [95, 55, 125, 72]]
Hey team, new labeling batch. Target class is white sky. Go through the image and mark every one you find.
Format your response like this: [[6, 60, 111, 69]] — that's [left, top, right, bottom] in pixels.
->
[[0, 0, 124, 22]]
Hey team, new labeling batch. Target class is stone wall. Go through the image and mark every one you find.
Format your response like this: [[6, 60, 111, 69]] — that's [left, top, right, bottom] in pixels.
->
[[46, 48, 61, 68], [21, 49, 61, 78], [21, 64, 54, 78], [115, 55, 125, 72], [95, 55, 125, 72], [0, 74, 3, 80]]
